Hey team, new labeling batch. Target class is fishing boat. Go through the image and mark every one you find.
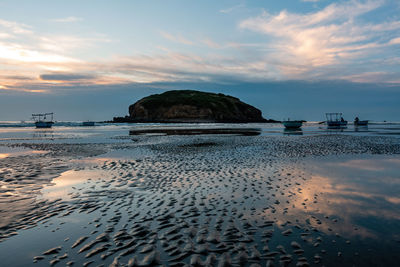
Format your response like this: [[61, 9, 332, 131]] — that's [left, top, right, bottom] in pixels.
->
[[32, 113, 54, 128], [355, 120, 368, 126], [326, 113, 347, 127], [82, 121, 95, 126], [354, 117, 368, 126], [282, 119, 303, 129]]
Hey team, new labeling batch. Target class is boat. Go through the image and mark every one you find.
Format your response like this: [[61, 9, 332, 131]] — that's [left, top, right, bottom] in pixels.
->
[[326, 113, 347, 127], [354, 117, 368, 126], [282, 119, 303, 129], [32, 113, 54, 128], [82, 121, 95, 126], [354, 120, 368, 126]]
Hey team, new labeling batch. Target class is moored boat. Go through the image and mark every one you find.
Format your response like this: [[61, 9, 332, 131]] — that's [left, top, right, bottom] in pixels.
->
[[282, 120, 303, 129], [326, 113, 347, 127], [32, 113, 54, 128], [35, 121, 54, 128], [82, 121, 95, 126], [354, 117, 368, 126]]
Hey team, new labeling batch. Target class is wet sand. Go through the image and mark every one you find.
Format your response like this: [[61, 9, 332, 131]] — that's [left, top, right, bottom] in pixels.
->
[[0, 133, 400, 266]]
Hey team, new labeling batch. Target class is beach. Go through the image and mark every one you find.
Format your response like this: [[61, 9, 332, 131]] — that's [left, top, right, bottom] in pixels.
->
[[0, 123, 399, 266]]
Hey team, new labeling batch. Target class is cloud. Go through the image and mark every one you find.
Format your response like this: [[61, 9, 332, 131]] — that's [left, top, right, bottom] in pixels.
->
[[0, 33, 14, 39], [37, 34, 112, 53], [341, 71, 400, 84], [1, 75, 33, 81], [52, 16, 83, 23], [239, 0, 400, 81], [201, 38, 221, 49], [99, 50, 283, 84], [0, 84, 48, 93], [0, 18, 117, 91], [0, 41, 81, 63], [220, 4, 244, 14], [1, 2, 399, 94], [160, 31, 193, 45], [0, 19, 32, 35], [39, 73, 96, 81], [389, 37, 400, 45], [0, 19, 101, 68]]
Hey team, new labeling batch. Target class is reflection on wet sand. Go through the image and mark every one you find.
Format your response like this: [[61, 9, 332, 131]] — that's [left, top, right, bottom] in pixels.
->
[[283, 128, 303, 135], [129, 127, 261, 136], [294, 156, 400, 240], [354, 125, 368, 132], [41, 169, 103, 201], [32, 130, 55, 140], [0, 145, 47, 158], [0, 152, 69, 239]]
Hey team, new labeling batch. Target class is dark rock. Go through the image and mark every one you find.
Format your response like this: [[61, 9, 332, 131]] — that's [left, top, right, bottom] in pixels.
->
[[115, 90, 273, 123]]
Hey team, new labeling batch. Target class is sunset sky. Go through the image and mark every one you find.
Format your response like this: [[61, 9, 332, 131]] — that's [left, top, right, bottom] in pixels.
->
[[0, 0, 399, 121]]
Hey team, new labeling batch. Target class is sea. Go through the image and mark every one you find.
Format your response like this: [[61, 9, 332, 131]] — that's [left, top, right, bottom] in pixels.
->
[[0, 121, 400, 144]]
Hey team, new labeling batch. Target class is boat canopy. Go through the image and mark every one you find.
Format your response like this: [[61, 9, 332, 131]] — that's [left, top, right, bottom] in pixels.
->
[[326, 113, 343, 122], [32, 112, 54, 122]]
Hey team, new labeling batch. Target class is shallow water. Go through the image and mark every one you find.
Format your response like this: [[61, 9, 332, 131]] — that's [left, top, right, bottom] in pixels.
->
[[0, 125, 399, 266], [305, 156, 400, 239], [0, 122, 400, 144]]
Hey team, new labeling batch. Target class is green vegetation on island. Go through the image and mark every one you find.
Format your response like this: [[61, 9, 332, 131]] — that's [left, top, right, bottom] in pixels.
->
[[113, 90, 275, 123]]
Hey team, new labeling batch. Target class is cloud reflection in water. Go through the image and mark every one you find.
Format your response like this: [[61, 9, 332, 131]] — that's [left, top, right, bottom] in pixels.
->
[[295, 155, 400, 240]]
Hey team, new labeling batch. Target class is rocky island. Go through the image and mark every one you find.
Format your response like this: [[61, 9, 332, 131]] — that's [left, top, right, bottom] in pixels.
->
[[113, 90, 273, 123]]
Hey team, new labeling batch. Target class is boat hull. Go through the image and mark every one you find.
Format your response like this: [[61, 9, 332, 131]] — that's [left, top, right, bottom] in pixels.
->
[[82, 121, 95, 126], [354, 120, 368, 126], [283, 121, 302, 129], [35, 121, 54, 128], [327, 121, 347, 127]]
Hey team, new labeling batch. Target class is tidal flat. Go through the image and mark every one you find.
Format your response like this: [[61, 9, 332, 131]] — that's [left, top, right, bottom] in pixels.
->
[[0, 124, 399, 266]]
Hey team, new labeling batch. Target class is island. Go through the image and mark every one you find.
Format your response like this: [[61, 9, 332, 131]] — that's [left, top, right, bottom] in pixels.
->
[[112, 90, 276, 123]]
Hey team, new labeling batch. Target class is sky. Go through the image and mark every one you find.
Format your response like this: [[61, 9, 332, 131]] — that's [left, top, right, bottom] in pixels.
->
[[0, 0, 399, 121]]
